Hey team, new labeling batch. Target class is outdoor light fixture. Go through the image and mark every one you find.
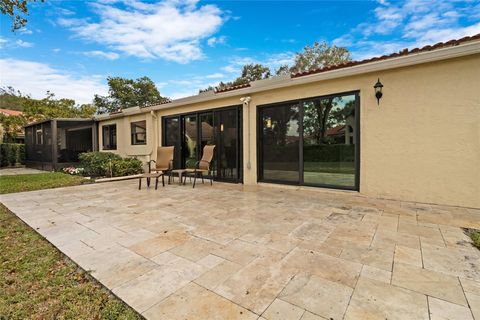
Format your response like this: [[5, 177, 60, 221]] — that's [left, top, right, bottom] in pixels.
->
[[374, 78, 383, 105], [220, 124, 224, 132], [266, 118, 272, 128]]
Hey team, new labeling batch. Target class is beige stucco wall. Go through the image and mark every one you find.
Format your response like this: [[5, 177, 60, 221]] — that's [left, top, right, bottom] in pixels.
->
[[97, 54, 480, 208]]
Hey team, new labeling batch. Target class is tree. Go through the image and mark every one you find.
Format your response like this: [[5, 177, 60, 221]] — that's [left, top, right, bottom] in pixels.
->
[[94, 76, 168, 114], [275, 65, 290, 76], [234, 63, 271, 84], [0, 89, 96, 142], [0, 0, 43, 31], [22, 91, 96, 120], [290, 41, 351, 74]]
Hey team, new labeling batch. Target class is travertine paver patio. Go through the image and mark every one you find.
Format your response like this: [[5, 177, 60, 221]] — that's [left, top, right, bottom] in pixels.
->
[[1, 180, 480, 320]]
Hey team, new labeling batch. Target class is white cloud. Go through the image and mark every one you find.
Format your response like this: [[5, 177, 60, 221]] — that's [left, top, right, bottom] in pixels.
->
[[0, 58, 107, 105], [205, 72, 224, 79], [15, 40, 34, 48], [333, 0, 480, 60], [207, 35, 226, 47], [59, 0, 225, 63], [19, 28, 33, 35], [82, 50, 120, 60], [53, 48, 61, 53], [221, 52, 294, 75], [0, 37, 7, 49]]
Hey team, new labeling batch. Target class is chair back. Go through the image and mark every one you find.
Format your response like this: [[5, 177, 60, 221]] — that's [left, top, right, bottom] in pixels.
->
[[199, 145, 215, 170], [156, 146, 174, 169]]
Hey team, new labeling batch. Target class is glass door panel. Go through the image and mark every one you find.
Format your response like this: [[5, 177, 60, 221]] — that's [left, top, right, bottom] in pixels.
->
[[183, 115, 197, 168], [200, 112, 216, 177], [215, 108, 241, 182], [164, 117, 182, 169], [303, 94, 357, 188], [260, 103, 300, 183]]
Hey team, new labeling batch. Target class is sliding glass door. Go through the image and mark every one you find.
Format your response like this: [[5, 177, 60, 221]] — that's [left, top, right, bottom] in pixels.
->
[[259, 102, 300, 183], [162, 106, 242, 183], [258, 91, 359, 190]]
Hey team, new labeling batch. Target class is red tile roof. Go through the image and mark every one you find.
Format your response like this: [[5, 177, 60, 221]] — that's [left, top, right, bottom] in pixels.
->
[[214, 83, 251, 93], [0, 108, 23, 116], [292, 34, 480, 78]]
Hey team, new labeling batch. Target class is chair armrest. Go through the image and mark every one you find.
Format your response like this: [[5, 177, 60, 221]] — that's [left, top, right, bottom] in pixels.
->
[[148, 159, 156, 173]]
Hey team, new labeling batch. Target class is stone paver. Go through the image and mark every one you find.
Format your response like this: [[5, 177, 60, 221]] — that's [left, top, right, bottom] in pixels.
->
[[1, 179, 480, 319]]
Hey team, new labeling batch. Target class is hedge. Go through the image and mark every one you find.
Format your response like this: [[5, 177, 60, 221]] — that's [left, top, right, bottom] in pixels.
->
[[78, 151, 143, 177], [303, 144, 355, 162], [0, 143, 25, 167], [264, 144, 354, 163]]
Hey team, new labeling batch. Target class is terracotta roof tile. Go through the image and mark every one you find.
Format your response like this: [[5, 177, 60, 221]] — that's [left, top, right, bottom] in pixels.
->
[[214, 82, 251, 93], [291, 34, 480, 78], [0, 108, 23, 116]]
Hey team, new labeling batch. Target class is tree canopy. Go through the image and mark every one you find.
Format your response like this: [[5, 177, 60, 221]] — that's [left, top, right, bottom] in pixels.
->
[[290, 41, 351, 74], [94, 76, 169, 114], [0, 88, 96, 142], [0, 0, 43, 31], [202, 41, 351, 92]]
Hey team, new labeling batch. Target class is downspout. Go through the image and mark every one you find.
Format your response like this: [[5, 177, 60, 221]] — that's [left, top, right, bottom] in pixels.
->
[[150, 111, 158, 163], [240, 96, 251, 169]]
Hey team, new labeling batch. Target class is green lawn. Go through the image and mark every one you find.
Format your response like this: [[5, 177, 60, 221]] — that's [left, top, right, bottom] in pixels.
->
[[0, 172, 143, 319], [0, 172, 88, 194]]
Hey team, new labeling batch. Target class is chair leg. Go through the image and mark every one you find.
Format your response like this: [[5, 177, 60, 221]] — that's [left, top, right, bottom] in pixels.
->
[[147, 177, 151, 188], [201, 174, 204, 184], [155, 177, 158, 190], [193, 172, 197, 188], [210, 175, 213, 185], [139, 178, 142, 190], [162, 174, 165, 187]]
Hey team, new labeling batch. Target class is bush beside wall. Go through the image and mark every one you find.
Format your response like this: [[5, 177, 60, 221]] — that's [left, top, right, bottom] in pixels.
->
[[78, 151, 143, 177], [303, 144, 355, 162], [0, 143, 25, 167]]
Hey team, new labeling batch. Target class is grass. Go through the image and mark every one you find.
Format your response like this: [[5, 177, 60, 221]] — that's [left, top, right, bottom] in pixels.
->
[[0, 172, 88, 194], [0, 205, 143, 319], [0, 172, 143, 319], [464, 228, 480, 250]]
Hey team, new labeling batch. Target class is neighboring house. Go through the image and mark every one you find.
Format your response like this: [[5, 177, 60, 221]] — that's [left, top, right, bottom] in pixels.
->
[[0, 108, 25, 143], [25, 34, 480, 208]]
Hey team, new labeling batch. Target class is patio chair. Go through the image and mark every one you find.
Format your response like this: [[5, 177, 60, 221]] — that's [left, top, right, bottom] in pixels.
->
[[184, 145, 215, 188], [139, 146, 174, 189]]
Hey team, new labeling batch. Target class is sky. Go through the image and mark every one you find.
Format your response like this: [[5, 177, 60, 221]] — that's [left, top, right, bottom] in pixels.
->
[[1, 0, 479, 105]]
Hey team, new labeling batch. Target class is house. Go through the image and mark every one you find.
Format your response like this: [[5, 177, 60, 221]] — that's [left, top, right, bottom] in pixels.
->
[[26, 35, 480, 208]]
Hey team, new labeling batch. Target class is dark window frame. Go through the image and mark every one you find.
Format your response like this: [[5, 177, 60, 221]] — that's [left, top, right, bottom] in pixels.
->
[[161, 104, 243, 183], [131, 120, 147, 145], [257, 90, 360, 191], [102, 124, 117, 150]]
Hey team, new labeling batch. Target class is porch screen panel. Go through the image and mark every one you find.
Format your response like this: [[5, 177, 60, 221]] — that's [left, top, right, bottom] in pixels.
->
[[260, 103, 300, 183]]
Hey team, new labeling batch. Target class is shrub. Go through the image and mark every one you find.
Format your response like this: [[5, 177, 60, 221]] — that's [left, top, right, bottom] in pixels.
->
[[78, 152, 143, 177], [0, 143, 25, 167], [110, 158, 143, 177], [78, 152, 121, 176]]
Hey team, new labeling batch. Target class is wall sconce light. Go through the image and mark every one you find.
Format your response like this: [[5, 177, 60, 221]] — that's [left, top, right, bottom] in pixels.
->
[[374, 78, 383, 105], [220, 124, 224, 132], [266, 118, 272, 128]]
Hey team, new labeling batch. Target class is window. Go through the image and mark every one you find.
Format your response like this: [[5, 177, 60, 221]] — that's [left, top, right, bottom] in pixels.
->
[[35, 129, 43, 145], [102, 124, 117, 150], [131, 120, 146, 145]]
